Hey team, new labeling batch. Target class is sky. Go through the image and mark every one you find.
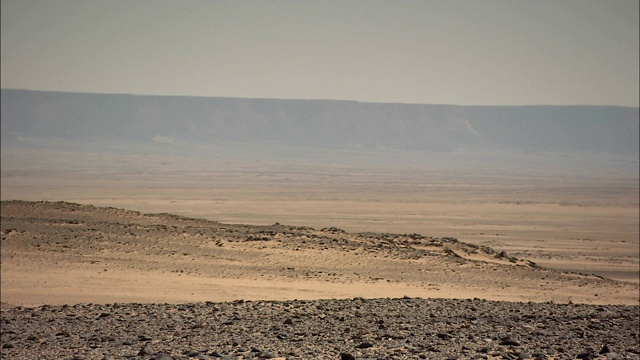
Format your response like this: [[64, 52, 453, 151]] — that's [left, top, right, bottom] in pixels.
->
[[1, 0, 638, 106]]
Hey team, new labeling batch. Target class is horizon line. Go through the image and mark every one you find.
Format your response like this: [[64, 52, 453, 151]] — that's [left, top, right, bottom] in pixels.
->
[[2, 87, 639, 109]]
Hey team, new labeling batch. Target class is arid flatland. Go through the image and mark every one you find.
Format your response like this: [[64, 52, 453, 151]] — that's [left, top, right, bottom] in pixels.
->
[[1, 200, 637, 306]]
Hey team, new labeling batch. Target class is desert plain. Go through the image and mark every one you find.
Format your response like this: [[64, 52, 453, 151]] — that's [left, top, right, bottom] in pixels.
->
[[1, 148, 639, 359], [1, 148, 638, 306]]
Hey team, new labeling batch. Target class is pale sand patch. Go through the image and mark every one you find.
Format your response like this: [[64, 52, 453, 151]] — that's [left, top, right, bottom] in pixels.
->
[[2, 262, 635, 308], [0, 266, 473, 307]]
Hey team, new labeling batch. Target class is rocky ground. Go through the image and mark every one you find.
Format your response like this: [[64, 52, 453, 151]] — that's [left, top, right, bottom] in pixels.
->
[[2, 297, 639, 360]]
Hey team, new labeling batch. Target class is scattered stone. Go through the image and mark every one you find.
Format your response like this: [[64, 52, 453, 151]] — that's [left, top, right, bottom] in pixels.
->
[[258, 351, 278, 358], [499, 337, 520, 346], [0, 298, 637, 359], [576, 349, 596, 359], [138, 342, 153, 356], [97, 312, 111, 319], [154, 354, 174, 360]]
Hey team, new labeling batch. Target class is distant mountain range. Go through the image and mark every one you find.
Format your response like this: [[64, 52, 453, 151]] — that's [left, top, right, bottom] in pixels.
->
[[1, 88, 638, 156]]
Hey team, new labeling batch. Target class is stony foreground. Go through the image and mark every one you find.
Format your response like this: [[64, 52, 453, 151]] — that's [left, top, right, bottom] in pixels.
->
[[1, 297, 638, 360]]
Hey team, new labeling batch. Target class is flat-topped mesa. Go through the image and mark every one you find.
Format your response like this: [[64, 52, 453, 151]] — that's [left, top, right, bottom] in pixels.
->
[[2, 89, 637, 158]]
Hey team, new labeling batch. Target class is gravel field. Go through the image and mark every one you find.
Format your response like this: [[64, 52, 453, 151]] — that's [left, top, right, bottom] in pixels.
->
[[1, 297, 638, 360]]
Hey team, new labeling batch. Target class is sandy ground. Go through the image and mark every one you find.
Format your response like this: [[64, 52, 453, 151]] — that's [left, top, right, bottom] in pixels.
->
[[1, 200, 637, 307], [1, 150, 638, 306]]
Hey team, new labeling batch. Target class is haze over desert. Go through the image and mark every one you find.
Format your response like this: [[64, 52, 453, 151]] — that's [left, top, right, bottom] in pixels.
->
[[2, 1, 639, 358]]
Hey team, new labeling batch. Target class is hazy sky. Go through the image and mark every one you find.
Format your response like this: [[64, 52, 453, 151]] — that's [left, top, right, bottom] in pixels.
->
[[2, 0, 638, 106]]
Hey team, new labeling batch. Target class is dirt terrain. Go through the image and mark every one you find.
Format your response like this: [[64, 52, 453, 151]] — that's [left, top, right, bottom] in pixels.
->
[[1, 200, 637, 307], [2, 148, 638, 287]]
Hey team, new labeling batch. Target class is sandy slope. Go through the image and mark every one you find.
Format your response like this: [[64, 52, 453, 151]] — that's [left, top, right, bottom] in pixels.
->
[[1, 201, 637, 307]]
